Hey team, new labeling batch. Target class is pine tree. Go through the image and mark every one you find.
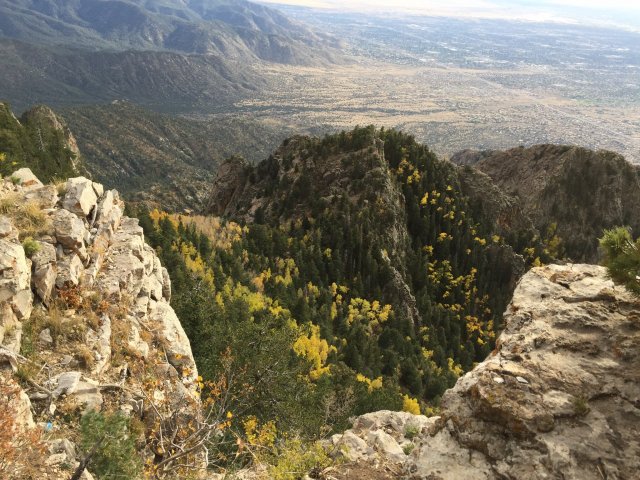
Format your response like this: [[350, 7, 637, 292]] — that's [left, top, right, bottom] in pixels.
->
[[600, 227, 640, 294]]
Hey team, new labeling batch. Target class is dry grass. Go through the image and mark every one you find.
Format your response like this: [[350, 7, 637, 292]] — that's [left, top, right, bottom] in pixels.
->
[[49, 178, 68, 197], [26, 303, 87, 348], [76, 344, 95, 370], [110, 316, 134, 364], [0, 193, 51, 240]]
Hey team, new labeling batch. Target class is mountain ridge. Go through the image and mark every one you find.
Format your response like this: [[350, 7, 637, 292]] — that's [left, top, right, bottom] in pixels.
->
[[452, 144, 640, 262], [0, 0, 343, 111]]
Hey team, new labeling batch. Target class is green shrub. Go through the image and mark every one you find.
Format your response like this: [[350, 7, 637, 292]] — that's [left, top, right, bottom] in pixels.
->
[[599, 227, 640, 294], [267, 437, 332, 480], [404, 424, 420, 440], [572, 395, 590, 417], [21, 237, 40, 257], [79, 411, 143, 480]]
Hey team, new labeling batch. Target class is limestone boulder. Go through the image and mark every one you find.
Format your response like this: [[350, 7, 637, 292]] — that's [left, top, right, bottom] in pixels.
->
[[366, 429, 406, 463], [0, 215, 18, 241], [162, 267, 171, 301], [62, 177, 98, 217], [94, 190, 123, 239], [149, 301, 198, 383], [335, 265, 640, 480], [24, 184, 58, 209], [0, 238, 33, 319], [10, 168, 42, 189], [127, 324, 149, 359], [50, 371, 82, 398], [53, 209, 86, 250], [96, 250, 145, 298], [85, 315, 111, 375], [332, 430, 371, 461], [56, 253, 84, 288], [0, 239, 30, 299], [31, 241, 57, 304]]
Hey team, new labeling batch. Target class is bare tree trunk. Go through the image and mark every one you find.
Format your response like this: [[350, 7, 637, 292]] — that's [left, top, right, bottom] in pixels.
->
[[69, 436, 104, 480]]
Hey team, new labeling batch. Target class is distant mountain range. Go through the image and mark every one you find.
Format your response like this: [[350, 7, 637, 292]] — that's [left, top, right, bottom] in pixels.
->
[[0, 0, 342, 111]]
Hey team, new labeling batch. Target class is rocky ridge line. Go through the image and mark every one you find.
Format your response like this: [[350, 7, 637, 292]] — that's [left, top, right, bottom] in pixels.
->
[[0, 168, 203, 479]]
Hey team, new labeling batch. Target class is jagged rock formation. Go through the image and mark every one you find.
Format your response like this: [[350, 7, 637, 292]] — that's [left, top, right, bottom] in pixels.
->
[[205, 156, 251, 217], [331, 264, 640, 479], [0, 169, 203, 479], [452, 145, 640, 262]]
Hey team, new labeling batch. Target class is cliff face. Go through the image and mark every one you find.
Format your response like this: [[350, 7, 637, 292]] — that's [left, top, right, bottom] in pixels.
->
[[0, 169, 204, 479], [331, 264, 640, 479]]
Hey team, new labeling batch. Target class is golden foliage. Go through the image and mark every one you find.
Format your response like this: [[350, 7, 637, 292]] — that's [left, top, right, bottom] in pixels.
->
[[355, 373, 383, 392], [402, 394, 421, 415], [293, 325, 336, 380]]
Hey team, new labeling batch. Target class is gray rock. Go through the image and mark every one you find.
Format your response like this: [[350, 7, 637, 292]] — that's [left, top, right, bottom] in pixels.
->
[[127, 324, 149, 359], [92, 182, 104, 198], [24, 185, 58, 209], [39, 328, 53, 344], [0, 347, 19, 371], [0, 239, 30, 301], [48, 438, 76, 461], [33, 263, 57, 304], [10, 168, 42, 189], [31, 241, 56, 268], [53, 208, 86, 250], [51, 371, 82, 398], [63, 177, 98, 217], [45, 453, 68, 466], [56, 253, 84, 288], [334, 430, 371, 461], [366, 429, 405, 463], [74, 377, 103, 413], [161, 267, 171, 301], [0, 215, 16, 240], [11, 289, 33, 320], [149, 301, 198, 382], [94, 190, 123, 238]]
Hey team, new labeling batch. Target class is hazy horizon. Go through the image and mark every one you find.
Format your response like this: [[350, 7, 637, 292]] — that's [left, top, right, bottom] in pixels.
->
[[258, 0, 640, 31]]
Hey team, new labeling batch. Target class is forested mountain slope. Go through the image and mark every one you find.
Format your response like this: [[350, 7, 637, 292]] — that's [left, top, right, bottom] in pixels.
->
[[452, 145, 640, 262], [0, 102, 83, 181], [138, 127, 545, 421], [60, 102, 293, 210]]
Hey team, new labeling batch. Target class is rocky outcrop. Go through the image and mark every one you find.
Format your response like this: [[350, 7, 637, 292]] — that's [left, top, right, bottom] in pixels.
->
[[452, 145, 640, 262], [0, 169, 204, 479], [332, 264, 640, 479], [205, 156, 251, 217]]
